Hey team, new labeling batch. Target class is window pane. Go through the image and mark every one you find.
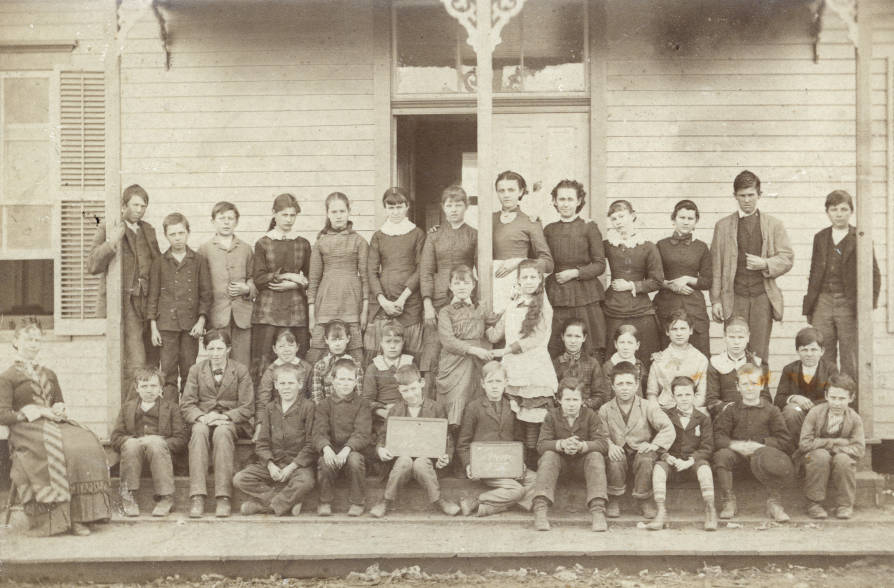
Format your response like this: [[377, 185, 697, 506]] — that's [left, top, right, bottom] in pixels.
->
[[5, 204, 52, 250], [520, 1, 585, 92], [395, 5, 462, 94], [0, 259, 54, 319], [4, 77, 49, 124], [4, 139, 50, 202]]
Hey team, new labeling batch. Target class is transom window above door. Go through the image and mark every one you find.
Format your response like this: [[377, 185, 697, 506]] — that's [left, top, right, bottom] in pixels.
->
[[393, 0, 587, 95]]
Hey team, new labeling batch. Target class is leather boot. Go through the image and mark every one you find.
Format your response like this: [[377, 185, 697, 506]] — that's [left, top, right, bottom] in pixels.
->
[[588, 498, 607, 532], [533, 497, 550, 531], [645, 502, 666, 530], [704, 499, 718, 531], [719, 492, 737, 519]]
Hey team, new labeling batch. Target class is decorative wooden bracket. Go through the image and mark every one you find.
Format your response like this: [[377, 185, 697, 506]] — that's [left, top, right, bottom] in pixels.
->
[[440, 0, 527, 53]]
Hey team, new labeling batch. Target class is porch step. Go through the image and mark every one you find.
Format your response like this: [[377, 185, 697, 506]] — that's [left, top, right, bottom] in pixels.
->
[[108, 470, 884, 517]]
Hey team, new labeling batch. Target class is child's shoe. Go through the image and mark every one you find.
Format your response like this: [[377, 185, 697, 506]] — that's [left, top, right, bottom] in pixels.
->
[[240, 500, 268, 516], [766, 498, 790, 523], [120, 490, 139, 517], [719, 493, 736, 519], [215, 497, 231, 518], [436, 498, 460, 516], [71, 522, 91, 536], [477, 503, 509, 517], [645, 502, 666, 530], [369, 501, 388, 518], [189, 495, 205, 518], [152, 496, 174, 517], [605, 498, 621, 518], [807, 502, 828, 519], [704, 500, 718, 531], [836, 506, 853, 519], [317, 503, 332, 517], [639, 498, 657, 519], [290, 503, 302, 516], [460, 497, 479, 517], [532, 497, 550, 531], [347, 503, 365, 517]]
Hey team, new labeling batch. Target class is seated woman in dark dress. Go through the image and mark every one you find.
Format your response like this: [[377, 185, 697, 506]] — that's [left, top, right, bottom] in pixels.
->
[[0, 321, 111, 536]]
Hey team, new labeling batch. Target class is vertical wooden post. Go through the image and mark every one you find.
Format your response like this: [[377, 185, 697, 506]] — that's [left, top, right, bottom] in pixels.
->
[[588, 0, 607, 222], [476, 0, 494, 313], [855, 0, 874, 440], [373, 2, 392, 229]]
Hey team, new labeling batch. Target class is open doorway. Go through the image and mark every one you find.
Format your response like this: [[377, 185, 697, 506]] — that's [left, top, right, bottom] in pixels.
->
[[395, 115, 476, 232]]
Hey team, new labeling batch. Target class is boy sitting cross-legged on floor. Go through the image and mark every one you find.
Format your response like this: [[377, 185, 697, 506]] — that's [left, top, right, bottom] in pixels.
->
[[712, 363, 794, 523], [457, 361, 537, 518], [234, 362, 316, 516], [799, 373, 865, 520], [370, 364, 459, 518], [532, 377, 611, 532], [647, 376, 717, 531], [112, 367, 187, 517], [599, 362, 676, 521], [312, 357, 372, 517]]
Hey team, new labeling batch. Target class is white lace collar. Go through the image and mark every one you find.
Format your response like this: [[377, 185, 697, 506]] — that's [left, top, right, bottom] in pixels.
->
[[609, 352, 638, 365], [606, 229, 645, 248], [380, 218, 416, 236]]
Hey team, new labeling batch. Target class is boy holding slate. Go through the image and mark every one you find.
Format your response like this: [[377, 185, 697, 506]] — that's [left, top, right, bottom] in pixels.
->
[[457, 361, 536, 517], [370, 365, 459, 518]]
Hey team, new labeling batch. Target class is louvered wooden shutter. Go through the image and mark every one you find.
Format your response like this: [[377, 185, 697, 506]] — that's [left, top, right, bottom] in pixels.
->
[[54, 70, 106, 334]]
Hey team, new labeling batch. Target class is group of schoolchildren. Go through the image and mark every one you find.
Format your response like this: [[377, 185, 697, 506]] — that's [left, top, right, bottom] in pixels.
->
[[93, 167, 876, 531]]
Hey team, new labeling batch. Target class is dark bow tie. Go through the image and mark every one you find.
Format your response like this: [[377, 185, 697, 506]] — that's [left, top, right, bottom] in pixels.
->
[[212, 369, 224, 377], [670, 232, 692, 246], [453, 300, 472, 309]]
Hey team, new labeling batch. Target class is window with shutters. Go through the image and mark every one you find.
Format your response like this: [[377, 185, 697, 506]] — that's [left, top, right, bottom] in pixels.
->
[[54, 70, 105, 334], [0, 71, 54, 330]]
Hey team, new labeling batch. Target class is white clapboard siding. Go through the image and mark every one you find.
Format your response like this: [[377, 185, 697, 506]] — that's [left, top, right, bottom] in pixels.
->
[[119, 0, 378, 249]]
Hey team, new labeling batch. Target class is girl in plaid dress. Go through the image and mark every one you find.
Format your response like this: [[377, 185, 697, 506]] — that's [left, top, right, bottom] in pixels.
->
[[251, 193, 312, 384]]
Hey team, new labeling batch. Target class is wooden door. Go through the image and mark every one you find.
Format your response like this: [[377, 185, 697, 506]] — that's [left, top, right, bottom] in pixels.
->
[[492, 112, 590, 226]]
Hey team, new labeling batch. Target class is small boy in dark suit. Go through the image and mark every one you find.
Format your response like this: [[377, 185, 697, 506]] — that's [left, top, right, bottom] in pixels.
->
[[312, 357, 371, 516], [111, 368, 187, 517]]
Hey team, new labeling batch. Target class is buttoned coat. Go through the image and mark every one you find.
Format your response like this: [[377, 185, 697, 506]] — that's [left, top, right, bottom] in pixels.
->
[[456, 396, 524, 469], [662, 408, 713, 463], [110, 396, 187, 454], [802, 225, 881, 317], [147, 247, 213, 331], [179, 358, 254, 436], [538, 405, 610, 455], [598, 396, 676, 451], [709, 211, 793, 321]]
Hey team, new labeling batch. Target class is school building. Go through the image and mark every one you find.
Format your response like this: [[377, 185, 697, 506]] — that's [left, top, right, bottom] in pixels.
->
[[0, 0, 892, 448]]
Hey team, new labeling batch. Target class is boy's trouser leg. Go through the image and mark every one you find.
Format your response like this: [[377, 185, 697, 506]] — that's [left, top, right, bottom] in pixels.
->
[[480, 476, 526, 509], [606, 448, 631, 496], [177, 331, 199, 400], [211, 423, 238, 498], [652, 461, 669, 504], [227, 319, 252, 369], [749, 446, 794, 498], [317, 456, 340, 504], [345, 451, 366, 506], [732, 293, 773, 363], [713, 448, 744, 493], [812, 291, 857, 380], [831, 452, 857, 508], [533, 451, 564, 504], [188, 422, 212, 496], [142, 435, 175, 496], [119, 437, 145, 493], [412, 457, 441, 503], [123, 297, 147, 399], [384, 456, 414, 501], [233, 463, 277, 506], [581, 452, 609, 505], [695, 463, 715, 500], [803, 448, 832, 503], [631, 450, 657, 499], [781, 405, 807, 440], [270, 467, 315, 515]]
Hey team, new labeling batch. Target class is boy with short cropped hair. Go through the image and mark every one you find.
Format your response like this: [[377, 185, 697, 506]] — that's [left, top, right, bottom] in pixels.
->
[[457, 361, 537, 518], [234, 363, 316, 516], [532, 377, 610, 532], [705, 317, 771, 418], [148, 212, 212, 403], [312, 357, 372, 516], [311, 320, 364, 404], [370, 365, 459, 518], [712, 363, 794, 523], [111, 367, 187, 517], [648, 376, 717, 531], [198, 201, 256, 368], [599, 362, 675, 520], [799, 374, 865, 520], [551, 319, 610, 411]]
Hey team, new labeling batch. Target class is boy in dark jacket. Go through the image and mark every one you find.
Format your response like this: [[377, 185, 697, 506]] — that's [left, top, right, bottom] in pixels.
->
[[111, 368, 187, 517], [457, 361, 536, 517], [713, 363, 794, 523], [234, 363, 316, 516], [532, 377, 611, 532], [312, 357, 371, 517], [648, 376, 716, 531], [369, 365, 459, 518]]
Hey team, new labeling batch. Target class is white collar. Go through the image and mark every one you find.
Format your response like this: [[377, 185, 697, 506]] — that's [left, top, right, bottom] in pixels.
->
[[265, 228, 292, 240], [831, 226, 848, 245], [610, 352, 637, 365], [558, 214, 579, 223], [373, 354, 414, 371], [737, 208, 759, 219], [606, 229, 645, 248], [213, 234, 236, 250], [281, 398, 297, 413], [124, 220, 140, 232], [140, 400, 158, 412], [273, 357, 302, 367], [710, 352, 760, 373], [380, 218, 416, 236], [450, 296, 473, 306], [801, 362, 819, 378], [499, 209, 519, 224]]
